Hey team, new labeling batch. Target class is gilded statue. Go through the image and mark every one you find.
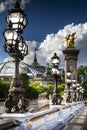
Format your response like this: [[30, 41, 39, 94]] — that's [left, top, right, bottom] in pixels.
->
[[63, 32, 76, 48]]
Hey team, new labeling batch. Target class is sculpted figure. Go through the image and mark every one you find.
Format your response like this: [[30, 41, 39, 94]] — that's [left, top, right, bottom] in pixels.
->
[[63, 32, 76, 48]]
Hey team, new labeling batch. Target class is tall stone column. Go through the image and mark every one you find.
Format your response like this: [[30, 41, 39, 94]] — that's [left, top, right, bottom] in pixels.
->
[[63, 48, 79, 81], [62, 33, 80, 103]]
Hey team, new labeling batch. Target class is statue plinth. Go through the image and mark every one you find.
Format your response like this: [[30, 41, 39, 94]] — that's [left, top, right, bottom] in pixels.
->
[[62, 48, 80, 103], [63, 48, 79, 79]]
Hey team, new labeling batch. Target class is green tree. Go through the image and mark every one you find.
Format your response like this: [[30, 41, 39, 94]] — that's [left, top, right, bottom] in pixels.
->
[[58, 83, 65, 96], [42, 83, 65, 98], [77, 65, 87, 99], [77, 66, 86, 83], [82, 82, 87, 99], [0, 81, 10, 99], [19, 72, 29, 87], [42, 84, 54, 98], [24, 82, 44, 99], [29, 82, 43, 94], [17, 72, 65, 99], [25, 84, 39, 99]]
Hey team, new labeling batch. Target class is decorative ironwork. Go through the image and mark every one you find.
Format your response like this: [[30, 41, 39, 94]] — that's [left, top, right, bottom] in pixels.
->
[[3, 1, 28, 113], [51, 53, 63, 105]]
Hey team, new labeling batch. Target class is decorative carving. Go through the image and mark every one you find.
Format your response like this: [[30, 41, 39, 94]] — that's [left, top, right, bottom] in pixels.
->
[[25, 119, 32, 128], [52, 94, 63, 105], [5, 93, 27, 113], [5, 78, 28, 113]]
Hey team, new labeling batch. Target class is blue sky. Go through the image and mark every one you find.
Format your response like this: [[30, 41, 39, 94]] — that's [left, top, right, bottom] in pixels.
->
[[24, 0, 87, 41], [0, 0, 87, 67]]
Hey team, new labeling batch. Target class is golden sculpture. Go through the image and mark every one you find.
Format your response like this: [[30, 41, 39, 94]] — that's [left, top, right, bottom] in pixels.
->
[[63, 32, 76, 48]]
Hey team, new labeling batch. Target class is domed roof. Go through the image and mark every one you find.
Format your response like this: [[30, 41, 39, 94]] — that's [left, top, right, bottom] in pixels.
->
[[0, 60, 42, 77]]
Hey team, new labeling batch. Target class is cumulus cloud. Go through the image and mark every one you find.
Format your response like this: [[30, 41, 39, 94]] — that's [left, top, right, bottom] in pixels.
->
[[3, 40, 37, 65], [23, 40, 38, 64], [0, 0, 30, 13], [0, 2, 6, 12], [20, 0, 31, 9], [0, 0, 16, 12], [28, 22, 87, 67], [3, 57, 12, 62], [3, 22, 87, 68]]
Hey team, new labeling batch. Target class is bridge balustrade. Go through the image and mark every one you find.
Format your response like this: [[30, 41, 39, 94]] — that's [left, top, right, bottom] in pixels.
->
[[0, 101, 85, 130]]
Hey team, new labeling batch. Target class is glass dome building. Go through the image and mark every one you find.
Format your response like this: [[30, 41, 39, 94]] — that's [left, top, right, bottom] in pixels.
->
[[0, 60, 43, 78]]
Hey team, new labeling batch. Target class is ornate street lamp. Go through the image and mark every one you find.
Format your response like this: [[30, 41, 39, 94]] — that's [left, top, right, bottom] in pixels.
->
[[77, 83, 80, 101], [3, 2, 28, 113], [51, 52, 61, 105], [72, 78, 77, 102], [79, 86, 84, 101], [66, 70, 72, 103], [6, 2, 28, 33]]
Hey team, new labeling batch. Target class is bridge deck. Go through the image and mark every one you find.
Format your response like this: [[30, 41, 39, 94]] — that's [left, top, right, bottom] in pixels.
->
[[54, 106, 87, 130]]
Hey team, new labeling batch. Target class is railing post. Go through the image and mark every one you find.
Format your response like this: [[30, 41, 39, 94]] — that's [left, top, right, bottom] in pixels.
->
[[44, 115, 49, 129]]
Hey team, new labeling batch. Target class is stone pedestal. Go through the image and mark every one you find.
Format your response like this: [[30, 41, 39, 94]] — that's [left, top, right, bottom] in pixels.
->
[[62, 48, 79, 103]]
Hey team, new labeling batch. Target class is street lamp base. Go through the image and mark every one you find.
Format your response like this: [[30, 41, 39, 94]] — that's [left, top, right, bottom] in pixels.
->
[[66, 96, 72, 103], [52, 94, 63, 105], [4, 78, 28, 113]]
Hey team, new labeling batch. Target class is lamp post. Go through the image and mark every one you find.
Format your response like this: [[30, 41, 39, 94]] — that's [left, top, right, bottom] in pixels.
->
[[51, 52, 61, 105], [77, 83, 80, 101], [72, 78, 77, 102], [66, 70, 72, 103], [3, 2, 28, 113], [79, 86, 84, 101]]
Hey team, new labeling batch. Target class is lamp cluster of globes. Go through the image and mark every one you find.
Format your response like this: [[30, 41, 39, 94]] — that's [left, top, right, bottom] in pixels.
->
[[51, 52, 60, 76], [3, 2, 28, 60], [66, 71, 84, 100]]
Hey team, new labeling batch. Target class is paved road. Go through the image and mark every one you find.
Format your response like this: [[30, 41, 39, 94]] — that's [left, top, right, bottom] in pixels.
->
[[52, 106, 87, 130], [59, 106, 87, 130]]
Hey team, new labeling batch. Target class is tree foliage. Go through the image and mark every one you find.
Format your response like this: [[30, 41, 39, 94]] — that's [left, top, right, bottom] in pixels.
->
[[0, 72, 65, 99], [77, 65, 87, 83], [0, 81, 10, 99], [77, 65, 87, 98], [58, 83, 65, 96], [19, 72, 29, 87]]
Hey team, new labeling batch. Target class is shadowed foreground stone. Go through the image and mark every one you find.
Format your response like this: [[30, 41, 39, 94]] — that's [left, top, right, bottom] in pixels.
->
[[0, 119, 21, 130]]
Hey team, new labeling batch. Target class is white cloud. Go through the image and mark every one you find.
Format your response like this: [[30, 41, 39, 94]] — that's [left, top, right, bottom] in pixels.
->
[[0, 0, 17, 13], [37, 22, 87, 67], [3, 57, 12, 62], [3, 22, 87, 68], [0, 0, 30, 13], [0, 2, 6, 12], [23, 40, 37, 64], [20, 0, 31, 9]]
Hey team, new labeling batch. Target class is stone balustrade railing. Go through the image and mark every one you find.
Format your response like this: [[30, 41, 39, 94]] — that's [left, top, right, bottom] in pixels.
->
[[0, 101, 85, 130]]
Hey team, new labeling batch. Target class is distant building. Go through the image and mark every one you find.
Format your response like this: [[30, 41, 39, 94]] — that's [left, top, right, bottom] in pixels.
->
[[0, 60, 43, 81], [0, 48, 54, 86], [31, 48, 45, 73], [0, 50, 64, 86]]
